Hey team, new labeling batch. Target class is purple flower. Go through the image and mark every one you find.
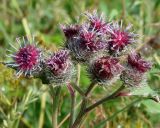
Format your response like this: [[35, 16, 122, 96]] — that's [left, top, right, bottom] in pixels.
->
[[80, 27, 95, 43], [46, 50, 73, 84], [108, 22, 138, 55], [120, 52, 152, 87], [128, 52, 152, 73], [6, 36, 41, 77], [47, 50, 70, 76], [61, 11, 111, 62], [79, 25, 106, 52], [15, 45, 39, 70], [89, 56, 124, 83], [62, 23, 107, 62], [61, 24, 80, 39], [84, 10, 111, 34]]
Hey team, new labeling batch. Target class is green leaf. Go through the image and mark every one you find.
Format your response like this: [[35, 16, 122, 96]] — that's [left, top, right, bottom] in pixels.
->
[[0, 91, 11, 106], [142, 99, 160, 113], [130, 85, 155, 96]]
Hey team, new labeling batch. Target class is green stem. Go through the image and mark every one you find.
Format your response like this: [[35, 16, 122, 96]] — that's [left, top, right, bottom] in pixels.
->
[[69, 64, 81, 127], [49, 85, 61, 128], [71, 81, 97, 128], [71, 83, 85, 97], [71, 84, 125, 128], [69, 93, 76, 128], [76, 64, 81, 87], [85, 81, 97, 96], [67, 83, 76, 128], [85, 85, 125, 113], [14, 118, 20, 128]]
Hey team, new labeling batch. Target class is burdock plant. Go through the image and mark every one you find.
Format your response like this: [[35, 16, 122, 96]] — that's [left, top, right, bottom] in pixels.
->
[[3, 10, 158, 128]]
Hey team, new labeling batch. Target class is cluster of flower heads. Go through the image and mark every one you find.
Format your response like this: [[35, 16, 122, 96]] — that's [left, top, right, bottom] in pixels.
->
[[6, 36, 73, 85], [5, 10, 152, 87], [61, 10, 151, 87], [61, 10, 138, 60]]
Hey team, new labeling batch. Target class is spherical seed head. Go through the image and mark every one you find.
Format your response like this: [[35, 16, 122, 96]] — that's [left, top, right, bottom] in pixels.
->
[[108, 22, 138, 55], [128, 52, 152, 73], [46, 50, 73, 84], [14, 45, 40, 71], [61, 24, 80, 39], [90, 56, 124, 83]]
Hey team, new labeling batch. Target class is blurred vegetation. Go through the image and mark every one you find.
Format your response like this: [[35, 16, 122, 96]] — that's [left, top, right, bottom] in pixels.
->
[[0, 0, 160, 128]]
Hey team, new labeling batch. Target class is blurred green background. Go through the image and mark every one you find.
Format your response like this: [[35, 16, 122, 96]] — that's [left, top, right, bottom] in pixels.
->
[[0, 0, 160, 128]]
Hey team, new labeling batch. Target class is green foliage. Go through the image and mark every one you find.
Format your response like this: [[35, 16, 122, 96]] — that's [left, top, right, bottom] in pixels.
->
[[0, 0, 160, 128]]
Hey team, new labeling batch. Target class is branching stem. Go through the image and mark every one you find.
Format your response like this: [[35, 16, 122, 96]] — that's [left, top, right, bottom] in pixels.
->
[[72, 84, 125, 128]]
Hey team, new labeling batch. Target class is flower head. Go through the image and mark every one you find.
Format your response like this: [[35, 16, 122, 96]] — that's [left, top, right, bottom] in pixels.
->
[[128, 52, 152, 73], [6, 36, 42, 77], [46, 50, 73, 84], [120, 52, 152, 87], [61, 24, 80, 39], [89, 56, 124, 84], [84, 10, 110, 34], [15, 45, 39, 70], [108, 22, 138, 55], [47, 50, 70, 76], [63, 23, 107, 62], [79, 24, 107, 52], [61, 11, 111, 62]]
